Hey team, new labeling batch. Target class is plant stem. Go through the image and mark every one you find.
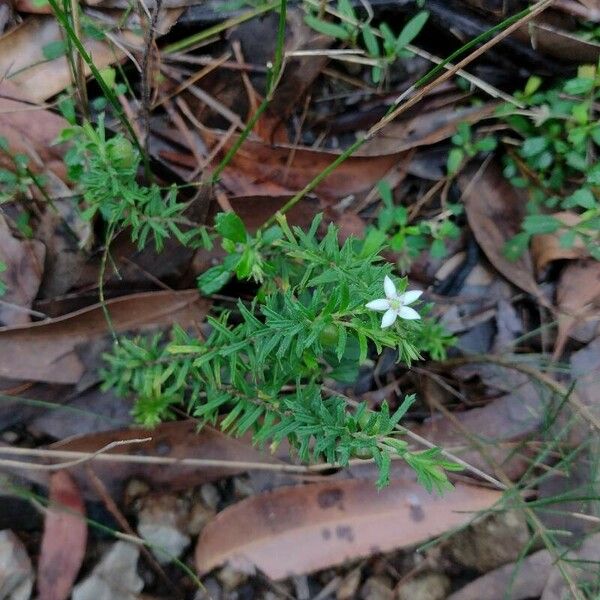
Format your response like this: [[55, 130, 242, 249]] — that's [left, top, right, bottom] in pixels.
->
[[211, 0, 288, 182], [162, 0, 281, 55]]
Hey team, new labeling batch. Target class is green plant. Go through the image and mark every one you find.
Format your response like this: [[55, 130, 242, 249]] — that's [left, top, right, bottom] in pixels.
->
[[102, 213, 458, 492], [0, 137, 46, 205], [496, 65, 600, 260], [446, 121, 498, 175], [303, 0, 429, 83], [59, 116, 208, 251], [367, 181, 462, 272], [0, 262, 6, 296]]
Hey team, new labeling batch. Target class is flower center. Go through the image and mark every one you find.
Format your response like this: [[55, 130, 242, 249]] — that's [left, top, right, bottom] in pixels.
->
[[388, 298, 402, 311]]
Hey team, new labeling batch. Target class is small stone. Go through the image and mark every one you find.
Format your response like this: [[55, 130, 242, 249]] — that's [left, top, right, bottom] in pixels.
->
[[396, 572, 450, 600], [217, 565, 248, 592], [337, 568, 361, 600], [123, 479, 151, 507], [360, 576, 394, 600], [187, 502, 215, 536], [445, 510, 530, 572], [200, 483, 221, 510], [0, 530, 33, 600], [137, 523, 190, 565], [233, 477, 253, 499], [194, 577, 222, 600], [0, 431, 18, 444], [72, 541, 143, 600], [137, 493, 191, 564]]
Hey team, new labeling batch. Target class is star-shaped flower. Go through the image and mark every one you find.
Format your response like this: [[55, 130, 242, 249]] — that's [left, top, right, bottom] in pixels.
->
[[366, 276, 423, 328]]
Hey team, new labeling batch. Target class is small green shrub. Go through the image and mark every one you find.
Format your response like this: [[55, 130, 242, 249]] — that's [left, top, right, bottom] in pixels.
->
[[102, 212, 457, 492], [59, 116, 209, 251], [366, 181, 462, 273]]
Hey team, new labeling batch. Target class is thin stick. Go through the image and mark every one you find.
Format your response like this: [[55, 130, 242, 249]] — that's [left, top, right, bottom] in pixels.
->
[[0, 438, 151, 471]]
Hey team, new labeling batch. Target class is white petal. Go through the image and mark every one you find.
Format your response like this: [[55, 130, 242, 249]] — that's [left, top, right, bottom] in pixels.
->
[[383, 275, 397, 299], [366, 299, 390, 311], [381, 309, 397, 328], [399, 290, 423, 305], [397, 306, 421, 320]]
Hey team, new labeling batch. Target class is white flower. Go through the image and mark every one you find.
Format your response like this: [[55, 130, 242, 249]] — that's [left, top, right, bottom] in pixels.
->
[[366, 275, 423, 328]]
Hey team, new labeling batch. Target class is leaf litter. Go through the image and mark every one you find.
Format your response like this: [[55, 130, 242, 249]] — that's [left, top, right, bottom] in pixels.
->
[[0, 0, 599, 598]]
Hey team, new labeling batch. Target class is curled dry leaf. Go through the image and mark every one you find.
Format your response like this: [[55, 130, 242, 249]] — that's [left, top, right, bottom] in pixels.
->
[[51, 420, 281, 500], [0, 13, 181, 102], [219, 194, 321, 232], [38, 470, 87, 600], [460, 163, 548, 307], [447, 549, 553, 600], [362, 103, 497, 155], [203, 129, 406, 200], [0, 214, 45, 326], [530, 212, 589, 273], [0, 289, 210, 384], [195, 479, 501, 580], [0, 80, 69, 180], [513, 20, 600, 63], [553, 260, 600, 360]]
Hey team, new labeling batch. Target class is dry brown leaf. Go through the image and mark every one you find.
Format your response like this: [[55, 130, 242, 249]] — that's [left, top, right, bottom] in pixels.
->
[[460, 164, 548, 306], [0, 214, 45, 326], [195, 479, 501, 579], [530, 211, 589, 273], [52, 420, 280, 500], [419, 375, 543, 481], [553, 260, 600, 359], [204, 129, 406, 200], [0, 13, 180, 102], [0, 80, 69, 179], [0, 289, 210, 384], [362, 103, 497, 155], [225, 194, 321, 231], [514, 20, 600, 63], [37, 470, 87, 600], [447, 549, 553, 600]]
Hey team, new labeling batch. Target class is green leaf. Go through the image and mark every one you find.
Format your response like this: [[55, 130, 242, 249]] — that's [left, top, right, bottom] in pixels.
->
[[42, 40, 67, 60], [377, 180, 393, 207], [559, 230, 576, 249], [215, 211, 247, 243], [474, 136, 497, 152], [430, 238, 447, 258], [520, 136, 549, 158], [360, 228, 387, 257], [586, 164, 600, 186], [337, 0, 357, 21], [522, 214, 560, 235], [503, 232, 530, 261], [563, 188, 595, 210], [395, 11, 429, 53], [304, 14, 350, 40], [563, 77, 594, 95], [197, 263, 234, 294], [361, 25, 379, 57], [523, 75, 542, 96], [446, 148, 464, 174]]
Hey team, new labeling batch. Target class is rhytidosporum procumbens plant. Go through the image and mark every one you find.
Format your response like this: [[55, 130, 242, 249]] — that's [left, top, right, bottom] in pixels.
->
[[102, 211, 458, 492], [59, 115, 209, 251]]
